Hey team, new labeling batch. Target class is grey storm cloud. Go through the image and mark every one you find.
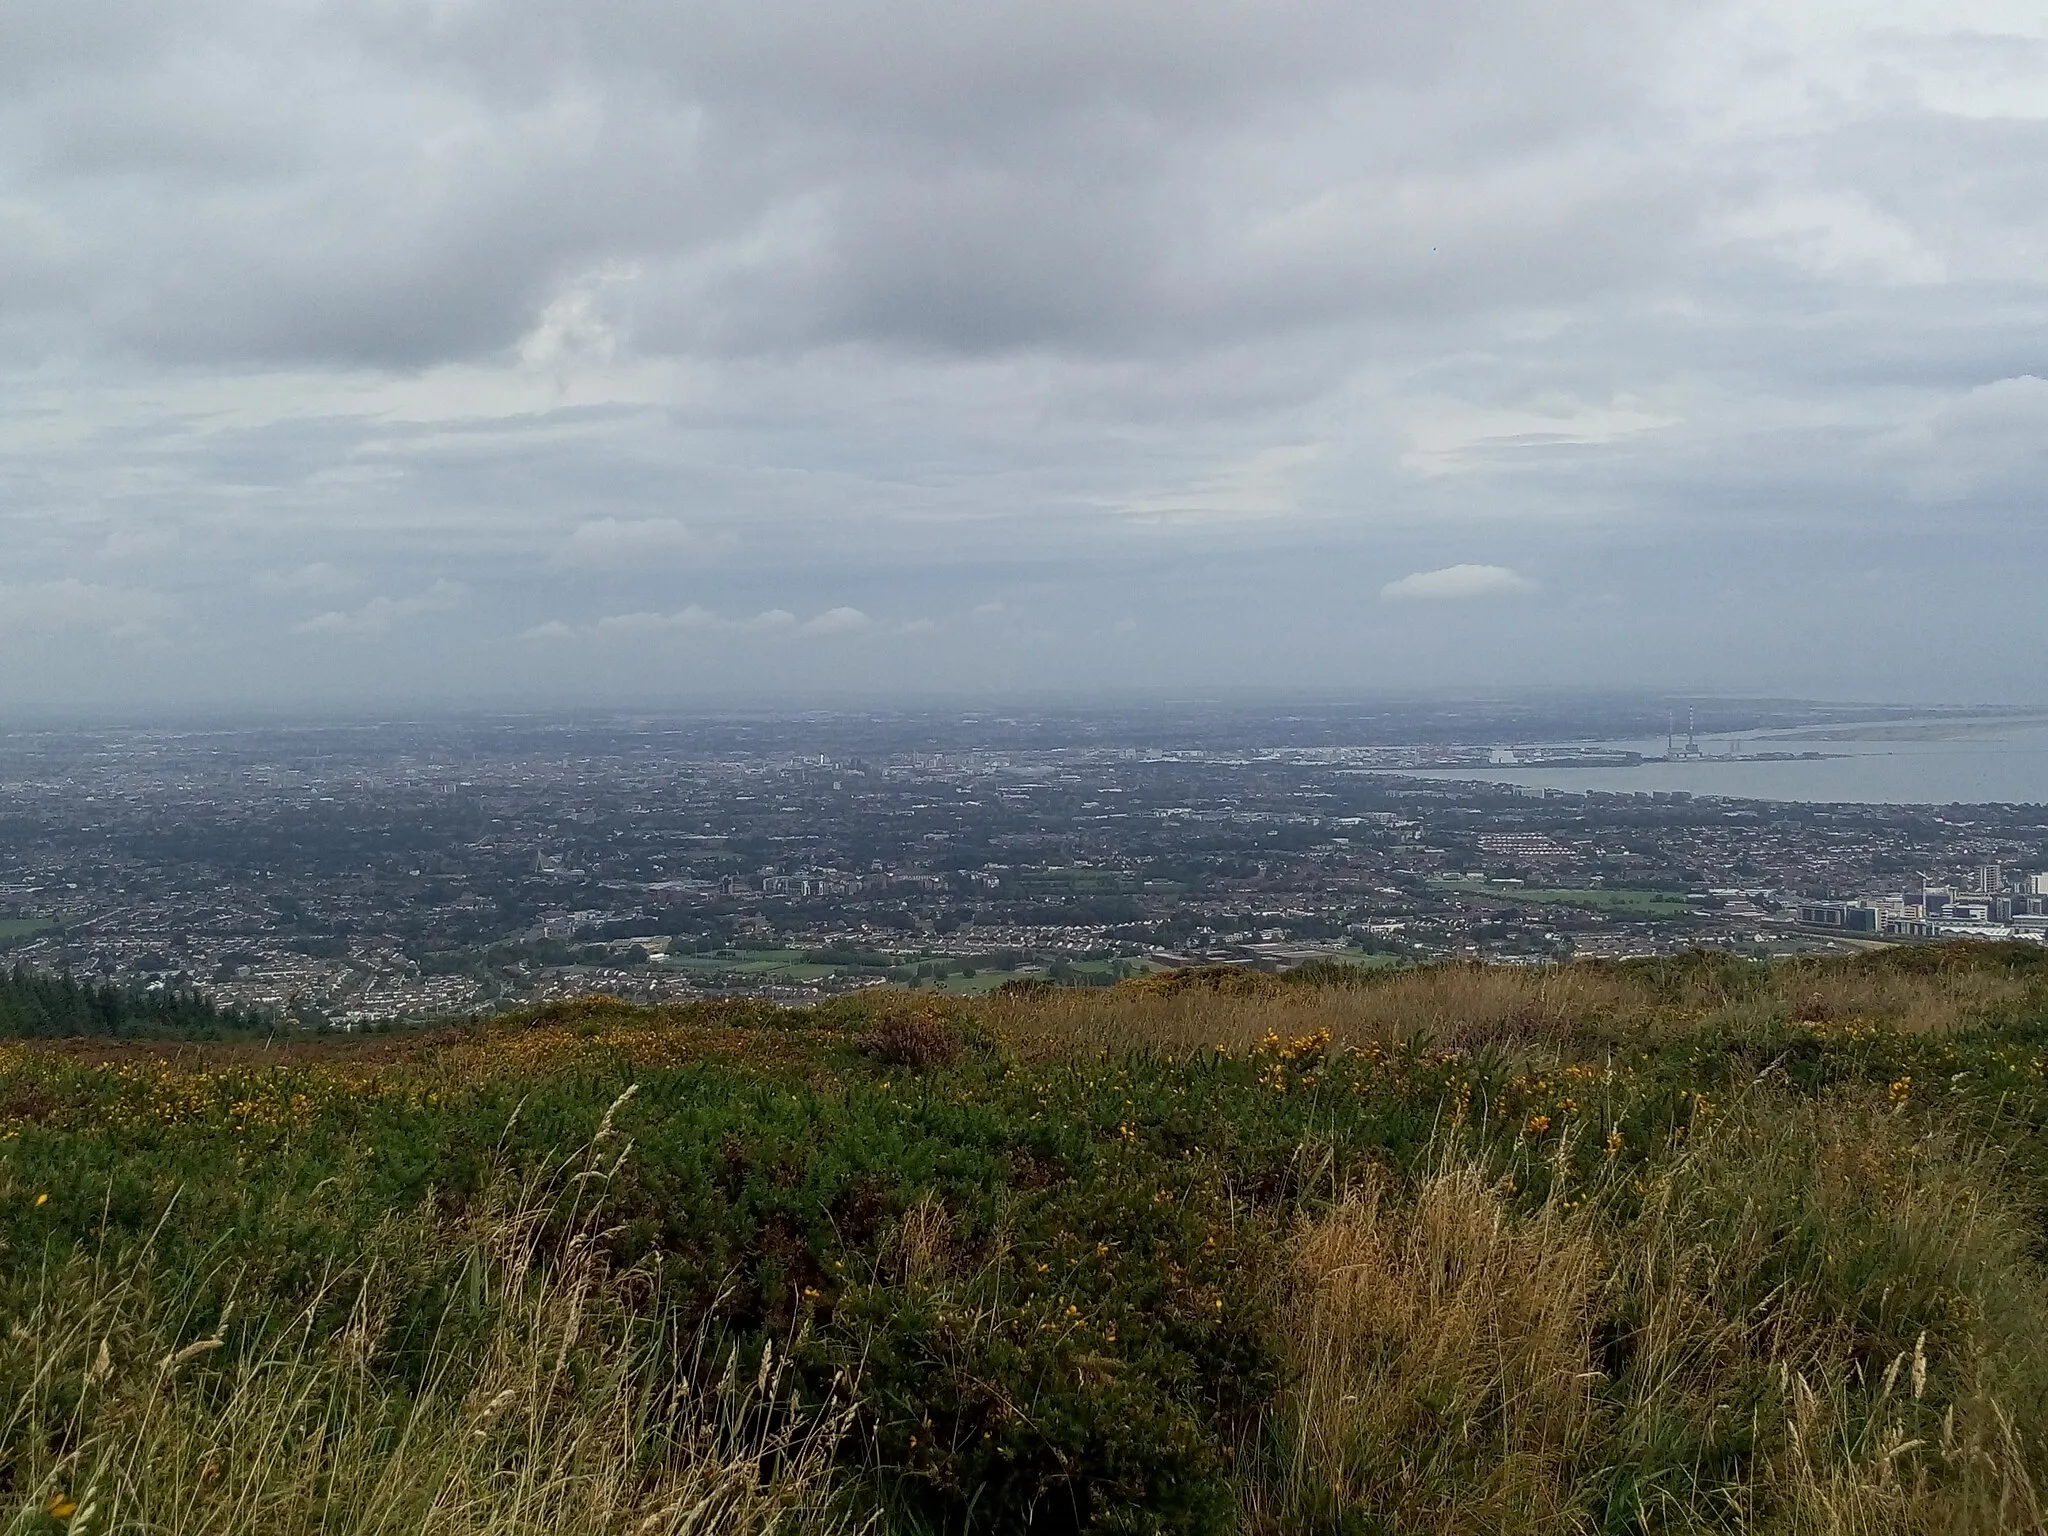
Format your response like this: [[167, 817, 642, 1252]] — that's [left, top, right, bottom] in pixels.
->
[[1, 0, 2046, 708], [0, 0, 1678, 366]]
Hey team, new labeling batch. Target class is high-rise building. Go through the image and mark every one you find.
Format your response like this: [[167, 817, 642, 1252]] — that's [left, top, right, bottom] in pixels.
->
[[1800, 902, 1879, 933], [1977, 863, 2004, 894], [2030, 873, 2048, 897]]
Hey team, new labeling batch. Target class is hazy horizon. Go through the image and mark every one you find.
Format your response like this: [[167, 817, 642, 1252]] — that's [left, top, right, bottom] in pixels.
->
[[5, 0, 2046, 709], [5, 690, 2041, 741]]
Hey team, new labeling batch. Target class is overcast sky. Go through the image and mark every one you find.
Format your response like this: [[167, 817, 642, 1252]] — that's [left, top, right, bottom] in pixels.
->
[[4, 0, 2045, 711]]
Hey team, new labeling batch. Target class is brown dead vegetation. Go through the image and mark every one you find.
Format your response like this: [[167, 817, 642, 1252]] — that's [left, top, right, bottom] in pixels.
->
[[982, 945, 2047, 1060]]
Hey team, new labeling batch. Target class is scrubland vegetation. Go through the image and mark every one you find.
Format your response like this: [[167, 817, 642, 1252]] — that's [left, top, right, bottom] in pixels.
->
[[6, 944, 2048, 1533]]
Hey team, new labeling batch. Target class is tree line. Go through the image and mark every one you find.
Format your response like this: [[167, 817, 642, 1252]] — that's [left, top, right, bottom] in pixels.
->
[[0, 966, 271, 1040]]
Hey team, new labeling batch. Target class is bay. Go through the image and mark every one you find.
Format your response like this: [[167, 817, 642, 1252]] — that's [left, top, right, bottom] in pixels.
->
[[1387, 715, 2048, 806]]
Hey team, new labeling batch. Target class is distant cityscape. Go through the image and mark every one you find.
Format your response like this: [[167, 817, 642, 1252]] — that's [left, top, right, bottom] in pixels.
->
[[3, 698, 2044, 1026], [1798, 864, 2048, 942]]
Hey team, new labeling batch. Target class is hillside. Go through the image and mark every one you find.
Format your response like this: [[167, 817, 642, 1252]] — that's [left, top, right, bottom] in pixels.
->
[[5, 945, 2048, 1533]]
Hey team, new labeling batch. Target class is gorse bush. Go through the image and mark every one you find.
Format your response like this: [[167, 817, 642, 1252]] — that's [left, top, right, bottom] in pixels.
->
[[856, 999, 976, 1070], [3, 944, 2048, 1532]]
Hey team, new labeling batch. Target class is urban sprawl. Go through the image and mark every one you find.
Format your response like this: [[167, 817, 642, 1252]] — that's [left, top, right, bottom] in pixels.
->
[[3, 701, 2043, 1027]]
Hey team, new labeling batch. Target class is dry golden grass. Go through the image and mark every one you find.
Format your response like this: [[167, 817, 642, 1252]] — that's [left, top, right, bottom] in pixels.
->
[[1256, 1089, 2048, 1535], [1759, 959, 2032, 1033], [1263, 1157, 1607, 1532], [982, 950, 2042, 1059], [984, 964, 1642, 1057], [891, 1189, 957, 1288]]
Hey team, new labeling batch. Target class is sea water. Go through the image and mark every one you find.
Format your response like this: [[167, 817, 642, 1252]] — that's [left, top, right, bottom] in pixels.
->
[[1392, 716, 2048, 806]]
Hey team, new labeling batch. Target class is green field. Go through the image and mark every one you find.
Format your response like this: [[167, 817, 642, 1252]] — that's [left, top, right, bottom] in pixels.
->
[[916, 967, 1027, 994], [1434, 879, 1695, 918], [911, 957, 1162, 995], [1268, 949, 1403, 971], [1008, 867, 1136, 894], [660, 946, 848, 983], [658, 947, 1160, 996], [0, 917, 54, 943], [7, 946, 2048, 1533], [1350, 950, 1404, 968]]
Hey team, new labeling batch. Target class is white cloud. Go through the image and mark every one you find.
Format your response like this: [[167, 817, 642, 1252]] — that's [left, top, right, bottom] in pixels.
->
[[518, 265, 634, 377], [897, 617, 939, 635], [1379, 564, 1537, 602], [1716, 191, 1947, 286], [0, 579, 181, 642], [519, 619, 578, 643], [800, 606, 870, 636], [547, 605, 874, 639], [255, 562, 359, 597], [96, 525, 178, 563], [1116, 444, 1324, 524], [1873, 374, 2048, 502], [556, 518, 702, 569], [294, 579, 468, 636], [970, 600, 1007, 618], [1400, 398, 1677, 475], [591, 605, 723, 637], [592, 604, 805, 636]]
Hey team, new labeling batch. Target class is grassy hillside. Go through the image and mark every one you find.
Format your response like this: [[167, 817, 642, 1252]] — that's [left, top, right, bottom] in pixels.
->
[[5, 946, 2048, 1533]]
